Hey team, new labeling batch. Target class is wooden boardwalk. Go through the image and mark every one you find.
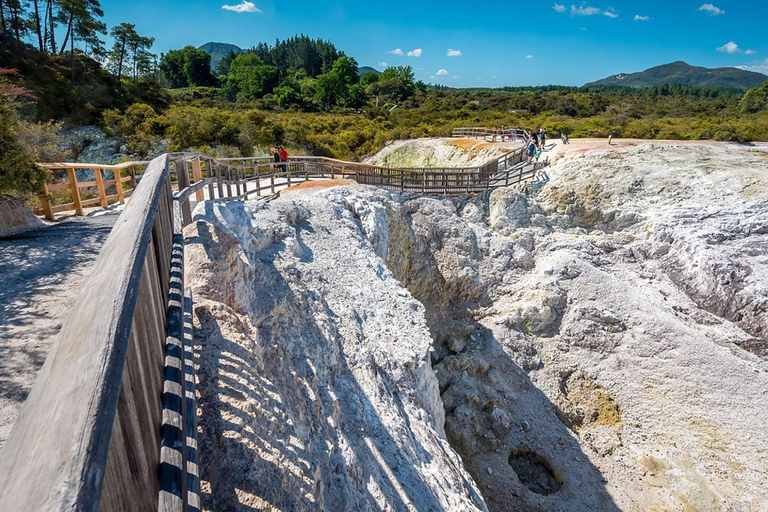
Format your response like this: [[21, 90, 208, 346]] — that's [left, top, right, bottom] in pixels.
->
[[0, 130, 550, 512]]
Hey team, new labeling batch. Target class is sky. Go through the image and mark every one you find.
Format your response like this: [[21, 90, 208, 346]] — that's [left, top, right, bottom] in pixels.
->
[[96, 0, 768, 87]]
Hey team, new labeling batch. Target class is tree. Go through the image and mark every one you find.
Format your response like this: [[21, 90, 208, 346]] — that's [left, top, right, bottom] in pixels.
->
[[741, 80, 768, 114], [107, 23, 136, 80], [0, 69, 49, 197], [314, 71, 346, 110], [127, 32, 154, 82], [56, 0, 105, 82], [274, 77, 301, 108], [360, 71, 379, 87], [223, 53, 278, 99], [160, 46, 215, 88]]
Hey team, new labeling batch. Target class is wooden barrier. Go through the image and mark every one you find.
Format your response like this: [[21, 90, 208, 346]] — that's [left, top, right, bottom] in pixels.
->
[[0, 154, 198, 512], [36, 161, 150, 221]]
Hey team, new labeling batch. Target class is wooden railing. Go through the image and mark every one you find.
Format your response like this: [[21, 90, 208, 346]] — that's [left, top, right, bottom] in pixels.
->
[[37, 161, 149, 220], [0, 154, 199, 512], [452, 126, 530, 142], [38, 142, 544, 220]]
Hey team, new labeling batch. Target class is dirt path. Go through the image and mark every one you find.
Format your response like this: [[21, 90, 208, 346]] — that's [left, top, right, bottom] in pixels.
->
[[0, 209, 119, 448]]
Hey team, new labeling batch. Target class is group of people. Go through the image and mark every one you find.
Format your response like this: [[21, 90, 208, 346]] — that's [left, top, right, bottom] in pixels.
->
[[272, 146, 288, 171], [526, 127, 548, 163], [491, 125, 519, 142]]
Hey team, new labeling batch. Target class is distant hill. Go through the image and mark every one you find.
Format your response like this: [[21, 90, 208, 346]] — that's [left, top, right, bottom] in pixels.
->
[[586, 61, 768, 91], [359, 66, 381, 77], [198, 42, 243, 72]]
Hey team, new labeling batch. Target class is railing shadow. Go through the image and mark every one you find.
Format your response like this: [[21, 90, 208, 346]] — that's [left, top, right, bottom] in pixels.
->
[[189, 205, 485, 511]]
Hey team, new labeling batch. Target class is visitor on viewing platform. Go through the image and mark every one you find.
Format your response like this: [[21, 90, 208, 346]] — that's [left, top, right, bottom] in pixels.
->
[[279, 146, 288, 171], [539, 128, 546, 149], [492, 126, 498, 142]]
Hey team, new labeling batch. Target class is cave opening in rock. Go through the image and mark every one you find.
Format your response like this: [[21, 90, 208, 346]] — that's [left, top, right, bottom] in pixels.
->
[[508, 449, 563, 496]]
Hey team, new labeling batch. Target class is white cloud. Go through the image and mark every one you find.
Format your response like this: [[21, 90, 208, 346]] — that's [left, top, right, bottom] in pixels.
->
[[745, 49, 756, 55], [603, 9, 618, 18], [221, 1, 260, 13], [453, 75, 460, 79], [436, 69, 449, 76], [553, 3, 566, 12], [580, 26, 588, 31], [526, 55, 533, 59], [389, 48, 404, 55], [736, 59, 768, 74], [378, 62, 388, 67], [571, 3, 602, 16], [717, 41, 741, 54], [447, 49, 463, 57], [698, 3, 724, 16], [634, 14, 651, 21], [407, 48, 423, 57]]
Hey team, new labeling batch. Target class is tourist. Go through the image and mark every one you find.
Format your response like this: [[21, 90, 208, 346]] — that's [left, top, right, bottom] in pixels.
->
[[608, 133, 613, 146], [527, 140, 537, 164], [279, 146, 288, 171], [530, 129, 539, 147], [500, 125, 506, 142], [539, 128, 546, 150], [272, 147, 281, 171], [561, 132, 570, 144], [492, 126, 498, 142]]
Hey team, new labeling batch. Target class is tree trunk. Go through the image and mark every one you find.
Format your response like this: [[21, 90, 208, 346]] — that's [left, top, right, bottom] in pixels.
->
[[117, 39, 125, 79], [0, 0, 6, 37], [59, 13, 72, 55], [48, 1, 56, 54], [33, 0, 43, 51], [11, 2, 20, 42], [70, 27, 74, 83]]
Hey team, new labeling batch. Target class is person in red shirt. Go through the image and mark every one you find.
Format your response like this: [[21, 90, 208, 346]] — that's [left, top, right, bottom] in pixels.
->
[[278, 146, 288, 171]]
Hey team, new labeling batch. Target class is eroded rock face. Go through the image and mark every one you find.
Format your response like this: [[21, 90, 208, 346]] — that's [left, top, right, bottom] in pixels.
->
[[187, 142, 768, 512], [186, 192, 487, 512]]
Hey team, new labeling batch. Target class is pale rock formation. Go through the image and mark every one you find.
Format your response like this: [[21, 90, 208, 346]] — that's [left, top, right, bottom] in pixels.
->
[[186, 141, 768, 512], [365, 138, 523, 169], [0, 196, 45, 237]]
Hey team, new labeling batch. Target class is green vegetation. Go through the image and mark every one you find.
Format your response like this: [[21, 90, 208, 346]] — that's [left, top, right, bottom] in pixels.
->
[[2, 0, 768, 200]]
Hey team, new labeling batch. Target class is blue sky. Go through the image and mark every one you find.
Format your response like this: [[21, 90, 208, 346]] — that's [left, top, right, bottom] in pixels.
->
[[98, 0, 768, 87]]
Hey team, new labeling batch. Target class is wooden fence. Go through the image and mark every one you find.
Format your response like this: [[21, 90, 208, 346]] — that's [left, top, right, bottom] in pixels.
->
[[0, 141, 550, 511], [452, 126, 530, 142], [38, 141, 543, 220]]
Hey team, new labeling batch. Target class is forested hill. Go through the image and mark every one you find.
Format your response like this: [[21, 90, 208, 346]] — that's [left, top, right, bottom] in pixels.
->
[[198, 42, 242, 71], [586, 61, 768, 91]]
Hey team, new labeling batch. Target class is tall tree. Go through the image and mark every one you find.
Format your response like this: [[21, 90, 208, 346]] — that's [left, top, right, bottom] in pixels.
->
[[0, 0, 6, 37], [127, 33, 154, 82], [47, 0, 55, 54], [107, 23, 136, 80], [32, 0, 43, 50]]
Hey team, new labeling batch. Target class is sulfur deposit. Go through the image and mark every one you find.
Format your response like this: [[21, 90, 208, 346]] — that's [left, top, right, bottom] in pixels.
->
[[187, 141, 768, 511]]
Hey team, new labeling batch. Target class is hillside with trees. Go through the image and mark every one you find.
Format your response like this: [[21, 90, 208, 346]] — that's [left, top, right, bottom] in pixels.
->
[[2, 0, 768, 201]]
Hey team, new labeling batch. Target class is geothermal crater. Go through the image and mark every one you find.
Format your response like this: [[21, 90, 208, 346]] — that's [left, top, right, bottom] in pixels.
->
[[186, 140, 768, 512]]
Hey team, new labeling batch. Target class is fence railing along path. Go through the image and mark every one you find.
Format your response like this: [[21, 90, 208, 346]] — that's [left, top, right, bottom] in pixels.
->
[[38, 135, 544, 221], [452, 126, 531, 143], [0, 136, 550, 511]]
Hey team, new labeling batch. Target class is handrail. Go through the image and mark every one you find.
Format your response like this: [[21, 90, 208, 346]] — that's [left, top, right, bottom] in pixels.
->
[[37, 131, 539, 220]]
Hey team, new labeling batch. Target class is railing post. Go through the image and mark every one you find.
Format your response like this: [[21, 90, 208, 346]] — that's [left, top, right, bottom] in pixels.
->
[[192, 159, 204, 203], [270, 164, 276, 195], [115, 168, 125, 204], [305, 161, 309, 183], [176, 159, 192, 226], [40, 186, 54, 221], [66, 168, 84, 216], [94, 167, 108, 209], [216, 163, 224, 199]]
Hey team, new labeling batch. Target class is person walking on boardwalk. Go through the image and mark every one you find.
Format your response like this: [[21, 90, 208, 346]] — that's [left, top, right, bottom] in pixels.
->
[[527, 139, 537, 164], [608, 133, 613, 146], [492, 126, 498, 142], [539, 128, 546, 150], [530, 129, 539, 147], [500, 125, 506, 142]]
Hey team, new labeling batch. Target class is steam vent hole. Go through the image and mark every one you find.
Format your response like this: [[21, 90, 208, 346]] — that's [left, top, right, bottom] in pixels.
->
[[508, 449, 563, 496]]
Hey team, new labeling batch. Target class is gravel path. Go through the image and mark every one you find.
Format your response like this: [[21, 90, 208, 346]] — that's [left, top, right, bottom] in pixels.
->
[[0, 210, 119, 448]]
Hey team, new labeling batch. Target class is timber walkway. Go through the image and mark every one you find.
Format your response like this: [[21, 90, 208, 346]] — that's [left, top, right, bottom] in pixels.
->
[[0, 131, 550, 512]]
